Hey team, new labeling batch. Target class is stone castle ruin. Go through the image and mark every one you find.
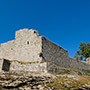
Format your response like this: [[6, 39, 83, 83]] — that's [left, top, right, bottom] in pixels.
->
[[0, 29, 90, 72]]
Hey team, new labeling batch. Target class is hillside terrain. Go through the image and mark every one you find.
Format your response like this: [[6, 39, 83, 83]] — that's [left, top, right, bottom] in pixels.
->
[[0, 67, 90, 90]]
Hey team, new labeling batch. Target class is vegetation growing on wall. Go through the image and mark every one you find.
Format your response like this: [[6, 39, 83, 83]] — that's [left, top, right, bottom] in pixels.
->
[[39, 52, 43, 57]]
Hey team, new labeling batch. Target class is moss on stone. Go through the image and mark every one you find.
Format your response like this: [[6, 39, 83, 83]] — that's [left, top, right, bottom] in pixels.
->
[[10, 60, 44, 64], [39, 52, 43, 57]]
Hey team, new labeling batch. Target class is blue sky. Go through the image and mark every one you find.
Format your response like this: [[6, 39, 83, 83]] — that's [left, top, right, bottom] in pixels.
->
[[0, 0, 90, 58]]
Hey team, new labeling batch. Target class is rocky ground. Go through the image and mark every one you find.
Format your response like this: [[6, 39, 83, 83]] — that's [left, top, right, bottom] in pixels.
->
[[0, 70, 90, 90], [0, 71, 56, 90]]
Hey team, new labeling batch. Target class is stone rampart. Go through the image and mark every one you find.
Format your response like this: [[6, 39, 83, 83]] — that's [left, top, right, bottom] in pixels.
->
[[42, 37, 90, 70], [0, 29, 90, 72]]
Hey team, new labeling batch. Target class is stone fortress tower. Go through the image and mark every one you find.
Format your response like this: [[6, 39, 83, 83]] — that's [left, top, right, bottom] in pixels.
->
[[0, 28, 90, 72]]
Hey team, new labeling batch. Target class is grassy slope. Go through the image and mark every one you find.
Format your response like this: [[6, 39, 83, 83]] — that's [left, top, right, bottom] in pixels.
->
[[46, 68, 90, 90]]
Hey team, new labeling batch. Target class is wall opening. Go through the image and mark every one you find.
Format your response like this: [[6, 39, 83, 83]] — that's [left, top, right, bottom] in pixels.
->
[[34, 31, 36, 33], [27, 41, 29, 45], [11, 48, 13, 50], [2, 59, 11, 71]]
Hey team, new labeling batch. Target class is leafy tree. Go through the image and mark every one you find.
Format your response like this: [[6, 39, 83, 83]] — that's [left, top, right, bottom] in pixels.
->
[[75, 42, 90, 61]]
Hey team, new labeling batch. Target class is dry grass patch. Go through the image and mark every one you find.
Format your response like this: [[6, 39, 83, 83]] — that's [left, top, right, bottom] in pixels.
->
[[46, 75, 90, 90]]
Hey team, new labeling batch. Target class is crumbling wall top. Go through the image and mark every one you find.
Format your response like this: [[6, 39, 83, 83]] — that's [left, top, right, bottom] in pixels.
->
[[15, 28, 39, 39]]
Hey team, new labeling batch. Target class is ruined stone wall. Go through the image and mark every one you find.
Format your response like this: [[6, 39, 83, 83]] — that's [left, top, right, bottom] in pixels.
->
[[10, 61, 47, 72], [42, 37, 90, 70], [0, 29, 90, 71], [14, 29, 42, 62], [0, 59, 3, 72], [0, 40, 15, 60], [0, 58, 47, 72], [42, 37, 69, 62], [0, 29, 42, 62]]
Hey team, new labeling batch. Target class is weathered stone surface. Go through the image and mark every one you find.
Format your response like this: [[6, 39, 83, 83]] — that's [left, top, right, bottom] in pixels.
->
[[42, 37, 90, 70], [0, 28, 90, 72], [10, 61, 47, 73], [0, 29, 42, 62], [15, 29, 42, 62], [0, 71, 90, 90], [0, 59, 3, 72], [47, 62, 90, 75], [0, 71, 56, 90]]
